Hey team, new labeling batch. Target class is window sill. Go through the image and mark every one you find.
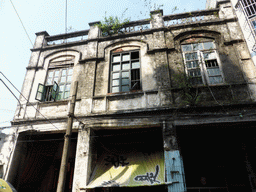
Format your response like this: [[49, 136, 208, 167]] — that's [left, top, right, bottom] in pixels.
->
[[107, 90, 144, 97], [93, 90, 158, 99], [37, 100, 69, 106], [171, 83, 247, 91]]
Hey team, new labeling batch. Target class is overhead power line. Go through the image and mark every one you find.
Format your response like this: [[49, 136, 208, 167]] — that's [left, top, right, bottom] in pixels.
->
[[0, 71, 60, 130], [9, 0, 33, 47]]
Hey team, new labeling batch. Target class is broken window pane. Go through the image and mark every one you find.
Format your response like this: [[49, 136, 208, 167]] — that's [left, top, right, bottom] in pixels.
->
[[205, 59, 218, 68], [131, 51, 139, 59], [131, 69, 140, 81]]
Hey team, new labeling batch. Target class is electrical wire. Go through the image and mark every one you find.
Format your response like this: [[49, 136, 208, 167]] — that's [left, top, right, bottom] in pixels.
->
[[9, 0, 33, 47], [0, 71, 60, 130]]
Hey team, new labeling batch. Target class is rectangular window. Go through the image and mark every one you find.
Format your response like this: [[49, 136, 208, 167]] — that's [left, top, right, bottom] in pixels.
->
[[238, 0, 256, 34], [110, 50, 141, 93], [181, 41, 223, 85], [35, 67, 72, 101], [240, 0, 256, 19]]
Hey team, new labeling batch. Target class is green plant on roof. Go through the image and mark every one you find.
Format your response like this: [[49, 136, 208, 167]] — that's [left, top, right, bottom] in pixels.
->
[[96, 10, 130, 36]]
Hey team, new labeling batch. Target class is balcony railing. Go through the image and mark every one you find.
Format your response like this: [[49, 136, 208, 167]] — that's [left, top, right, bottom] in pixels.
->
[[43, 9, 220, 45], [118, 19, 151, 34], [45, 30, 89, 46], [164, 9, 219, 27]]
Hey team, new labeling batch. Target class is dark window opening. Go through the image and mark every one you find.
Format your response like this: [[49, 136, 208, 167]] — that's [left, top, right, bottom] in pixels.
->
[[205, 59, 218, 68], [131, 69, 140, 90]]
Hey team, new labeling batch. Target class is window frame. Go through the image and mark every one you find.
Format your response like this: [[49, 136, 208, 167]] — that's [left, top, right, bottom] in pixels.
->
[[181, 41, 224, 86], [240, 0, 256, 19], [109, 49, 141, 93], [237, 0, 256, 35], [35, 66, 73, 102]]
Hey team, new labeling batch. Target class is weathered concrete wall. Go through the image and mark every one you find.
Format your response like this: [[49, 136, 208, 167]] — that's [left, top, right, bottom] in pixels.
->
[[13, 1, 256, 122], [0, 128, 17, 180], [5, 2, 256, 191]]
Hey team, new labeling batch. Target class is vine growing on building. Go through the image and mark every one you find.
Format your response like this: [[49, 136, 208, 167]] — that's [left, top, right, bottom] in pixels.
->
[[172, 66, 202, 106]]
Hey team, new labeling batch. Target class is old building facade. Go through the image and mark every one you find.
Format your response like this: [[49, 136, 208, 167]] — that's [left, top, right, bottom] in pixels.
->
[[2, 0, 256, 191], [207, 0, 256, 66]]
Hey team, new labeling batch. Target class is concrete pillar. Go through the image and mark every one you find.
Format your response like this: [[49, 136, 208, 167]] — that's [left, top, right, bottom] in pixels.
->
[[88, 21, 101, 39], [33, 31, 49, 49], [150, 9, 164, 29], [72, 127, 92, 192], [163, 121, 186, 192]]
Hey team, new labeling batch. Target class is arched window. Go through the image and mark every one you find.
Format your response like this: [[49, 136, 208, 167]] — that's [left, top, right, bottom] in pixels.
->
[[181, 40, 224, 85], [35, 55, 74, 102]]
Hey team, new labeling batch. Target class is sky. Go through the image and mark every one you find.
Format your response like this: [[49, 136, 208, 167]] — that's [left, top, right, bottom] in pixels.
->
[[0, 0, 206, 129]]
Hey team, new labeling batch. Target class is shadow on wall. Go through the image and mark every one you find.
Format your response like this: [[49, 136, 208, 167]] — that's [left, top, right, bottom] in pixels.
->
[[0, 132, 8, 158], [168, 51, 251, 107], [0, 132, 8, 178]]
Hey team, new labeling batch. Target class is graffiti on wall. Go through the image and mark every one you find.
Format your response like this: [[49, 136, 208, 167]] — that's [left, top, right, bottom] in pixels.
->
[[101, 180, 120, 187], [104, 155, 129, 168], [134, 165, 160, 184]]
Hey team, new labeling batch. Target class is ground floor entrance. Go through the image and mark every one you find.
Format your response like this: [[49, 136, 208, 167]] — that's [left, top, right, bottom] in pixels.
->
[[7, 131, 77, 192], [177, 122, 256, 192]]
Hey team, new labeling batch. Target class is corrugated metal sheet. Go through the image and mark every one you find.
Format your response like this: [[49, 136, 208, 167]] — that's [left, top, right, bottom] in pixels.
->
[[165, 150, 186, 192]]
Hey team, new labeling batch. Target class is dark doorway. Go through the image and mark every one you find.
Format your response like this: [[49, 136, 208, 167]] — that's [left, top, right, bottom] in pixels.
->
[[88, 127, 167, 192], [8, 132, 77, 192], [177, 122, 256, 192]]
